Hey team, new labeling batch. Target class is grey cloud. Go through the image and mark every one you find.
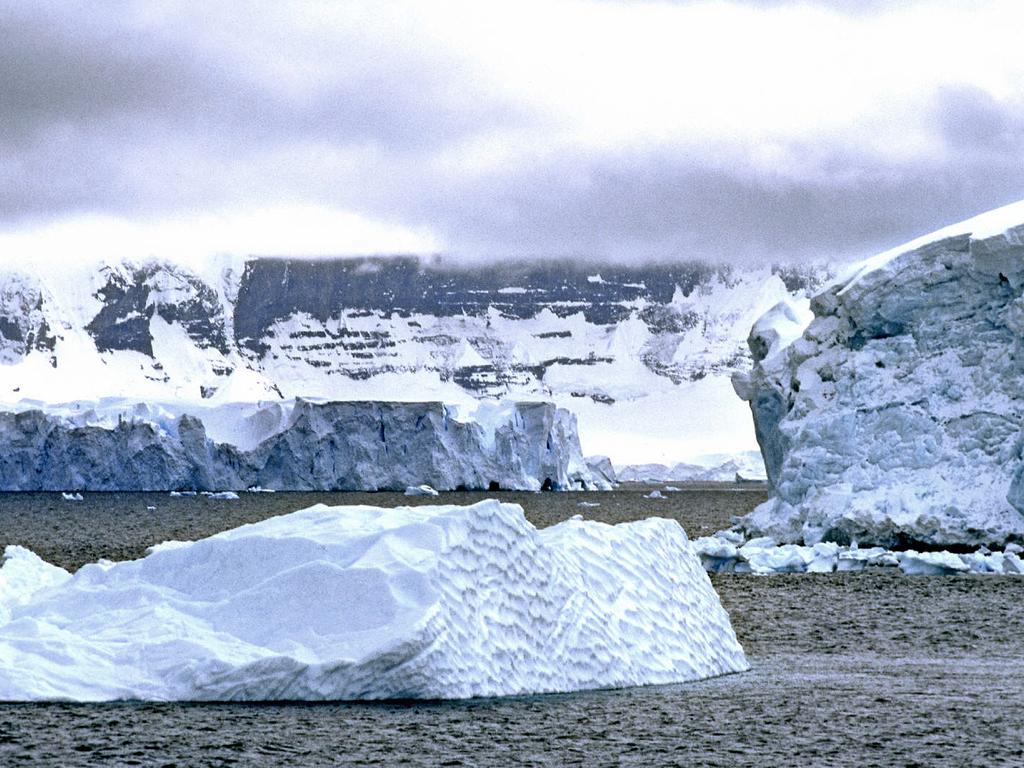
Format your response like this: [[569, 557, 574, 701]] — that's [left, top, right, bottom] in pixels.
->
[[935, 85, 1024, 154], [389, 137, 1024, 265], [0, 3, 528, 218], [0, 2, 1022, 267]]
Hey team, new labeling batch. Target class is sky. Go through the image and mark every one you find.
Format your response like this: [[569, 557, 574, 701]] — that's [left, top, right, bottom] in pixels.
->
[[2, 0, 1023, 267]]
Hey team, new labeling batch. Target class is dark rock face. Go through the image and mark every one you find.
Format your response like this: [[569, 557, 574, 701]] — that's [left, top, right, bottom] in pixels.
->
[[232, 257, 730, 352], [0, 274, 56, 365], [0, 401, 599, 492], [86, 264, 229, 356]]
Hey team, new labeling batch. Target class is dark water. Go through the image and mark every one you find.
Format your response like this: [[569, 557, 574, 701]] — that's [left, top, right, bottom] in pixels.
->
[[2, 486, 1023, 767]]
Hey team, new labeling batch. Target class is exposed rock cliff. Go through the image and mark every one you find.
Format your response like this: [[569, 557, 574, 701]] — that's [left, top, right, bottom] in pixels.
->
[[733, 201, 1024, 549]]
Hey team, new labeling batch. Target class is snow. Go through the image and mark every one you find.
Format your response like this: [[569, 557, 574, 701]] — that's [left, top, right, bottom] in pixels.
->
[[691, 532, 1024, 576], [404, 484, 439, 497], [0, 260, 813, 470], [618, 451, 767, 483], [0, 500, 748, 701], [898, 551, 970, 576], [834, 198, 1024, 296], [0, 399, 605, 492], [736, 199, 1024, 548]]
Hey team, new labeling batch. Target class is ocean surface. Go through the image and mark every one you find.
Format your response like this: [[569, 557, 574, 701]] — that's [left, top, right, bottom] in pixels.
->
[[2, 485, 1023, 767]]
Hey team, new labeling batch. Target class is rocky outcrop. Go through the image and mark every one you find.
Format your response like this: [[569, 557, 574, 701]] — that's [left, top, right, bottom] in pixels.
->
[[733, 202, 1024, 549], [0, 400, 603, 492]]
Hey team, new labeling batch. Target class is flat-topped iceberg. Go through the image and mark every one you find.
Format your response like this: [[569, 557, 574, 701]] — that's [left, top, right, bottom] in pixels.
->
[[734, 200, 1024, 549], [0, 500, 748, 701], [0, 398, 604, 492]]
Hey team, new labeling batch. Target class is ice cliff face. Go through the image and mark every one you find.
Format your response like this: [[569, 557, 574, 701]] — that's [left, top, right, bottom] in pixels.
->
[[734, 201, 1024, 549], [0, 257, 822, 465], [0, 399, 600, 491], [0, 500, 748, 701]]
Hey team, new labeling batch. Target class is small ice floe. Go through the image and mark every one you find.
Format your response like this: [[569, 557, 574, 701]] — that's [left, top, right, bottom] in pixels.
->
[[663, 486, 682, 492], [146, 505, 157, 511], [691, 531, 1024, 576], [644, 490, 665, 499], [837, 547, 898, 572], [61, 492, 83, 502], [899, 550, 970, 576], [404, 484, 439, 497], [169, 491, 197, 497], [202, 491, 240, 500], [577, 501, 601, 508], [247, 486, 276, 493]]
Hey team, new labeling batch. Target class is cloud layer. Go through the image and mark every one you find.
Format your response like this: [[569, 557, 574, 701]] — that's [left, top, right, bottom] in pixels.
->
[[2, 0, 1023, 264]]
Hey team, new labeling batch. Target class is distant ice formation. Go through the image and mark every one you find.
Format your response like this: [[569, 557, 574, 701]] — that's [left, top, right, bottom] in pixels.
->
[[0, 399, 603, 492], [734, 201, 1024, 549], [617, 451, 767, 483], [0, 500, 748, 701]]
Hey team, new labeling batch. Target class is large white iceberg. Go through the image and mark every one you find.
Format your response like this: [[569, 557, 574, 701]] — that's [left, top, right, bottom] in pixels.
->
[[0, 399, 604, 492], [0, 500, 747, 701], [734, 200, 1024, 549]]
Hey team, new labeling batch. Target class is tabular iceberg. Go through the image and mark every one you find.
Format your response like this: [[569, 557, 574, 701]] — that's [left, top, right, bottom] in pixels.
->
[[733, 201, 1024, 549], [0, 500, 748, 701], [0, 399, 603, 492]]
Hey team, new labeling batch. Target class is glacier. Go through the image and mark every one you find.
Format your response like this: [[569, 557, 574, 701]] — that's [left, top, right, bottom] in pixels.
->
[[0, 500, 748, 701], [0, 399, 603, 492], [734, 200, 1024, 549], [0, 257, 823, 469]]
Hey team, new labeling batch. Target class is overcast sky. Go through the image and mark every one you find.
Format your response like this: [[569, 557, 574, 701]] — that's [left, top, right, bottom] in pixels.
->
[[2, 0, 1023, 266]]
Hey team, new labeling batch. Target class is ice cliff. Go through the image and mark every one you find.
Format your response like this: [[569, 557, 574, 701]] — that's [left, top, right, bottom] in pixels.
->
[[734, 201, 1024, 549], [0, 399, 602, 492], [0, 257, 824, 467], [0, 500, 748, 701]]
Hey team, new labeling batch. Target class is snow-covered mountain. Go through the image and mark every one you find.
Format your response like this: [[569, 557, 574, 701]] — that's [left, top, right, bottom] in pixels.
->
[[0, 256, 824, 466]]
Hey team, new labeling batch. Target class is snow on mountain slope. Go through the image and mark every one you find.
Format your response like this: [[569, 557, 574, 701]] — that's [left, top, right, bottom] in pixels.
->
[[734, 200, 1024, 548], [0, 257, 823, 466], [0, 500, 748, 701]]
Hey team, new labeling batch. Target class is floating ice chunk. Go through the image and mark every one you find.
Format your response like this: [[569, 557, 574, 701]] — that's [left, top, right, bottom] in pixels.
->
[[247, 486, 276, 493], [0, 501, 748, 701], [714, 529, 745, 545], [743, 544, 811, 574], [169, 491, 197, 497], [1003, 552, 1024, 574], [806, 542, 840, 573], [899, 550, 970, 576], [644, 490, 665, 499], [201, 491, 239, 500], [61, 492, 83, 501], [692, 536, 739, 572], [663, 486, 682, 492], [404, 485, 440, 497], [738, 536, 776, 553], [577, 501, 600, 508]]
